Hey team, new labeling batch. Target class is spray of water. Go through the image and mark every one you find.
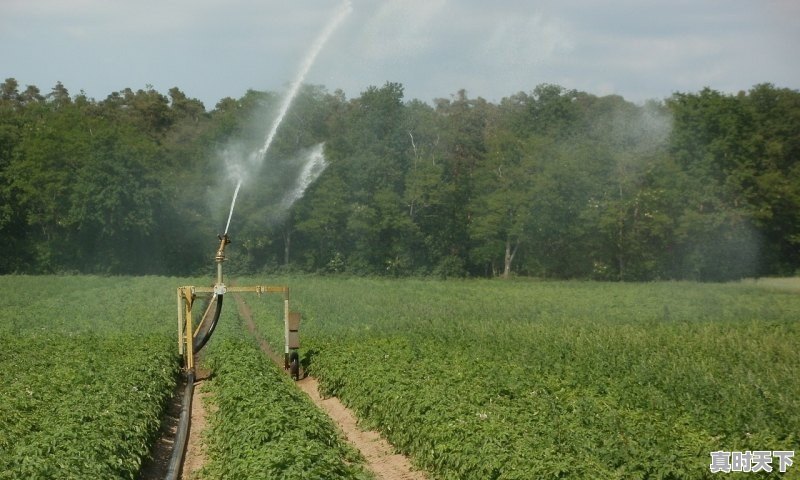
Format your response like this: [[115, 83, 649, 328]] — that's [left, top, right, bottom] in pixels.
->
[[223, 181, 241, 235], [223, 0, 352, 234], [254, 0, 352, 163], [281, 143, 328, 209]]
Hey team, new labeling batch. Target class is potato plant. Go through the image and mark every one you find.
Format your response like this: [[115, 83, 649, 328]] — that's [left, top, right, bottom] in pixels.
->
[[244, 276, 800, 479], [197, 305, 372, 480], [0, 276, 179, 479]]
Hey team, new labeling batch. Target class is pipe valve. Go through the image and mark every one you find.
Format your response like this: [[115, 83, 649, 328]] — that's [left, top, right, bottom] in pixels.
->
[[215, 234, 231, 263], [215, 234, 231, 288]]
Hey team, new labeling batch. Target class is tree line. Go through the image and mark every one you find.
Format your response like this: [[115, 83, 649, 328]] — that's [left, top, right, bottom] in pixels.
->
[[1, 78, 798, 280]]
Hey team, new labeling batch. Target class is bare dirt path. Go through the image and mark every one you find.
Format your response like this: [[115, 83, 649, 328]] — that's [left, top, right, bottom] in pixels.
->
[[181, 373, 211, 480], [138, 367, 211, 480], [234, 294, 428, 480], [295, 375, 427, 480]]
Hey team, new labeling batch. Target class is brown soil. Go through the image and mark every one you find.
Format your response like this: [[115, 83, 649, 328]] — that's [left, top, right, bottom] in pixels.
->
[[233, 294, 428, 480], [296, 376, 427, 480], [181, 376, 212, 480], [138, 363, 212, 480]]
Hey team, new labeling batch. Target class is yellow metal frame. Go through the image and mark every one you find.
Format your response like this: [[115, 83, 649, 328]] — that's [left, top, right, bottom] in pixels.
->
[[176, 234, 299, 374], [176, 284, 293, 373]]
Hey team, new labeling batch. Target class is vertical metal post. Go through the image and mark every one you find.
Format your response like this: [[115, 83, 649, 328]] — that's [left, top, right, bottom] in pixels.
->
[[215, 234, 229, 287], [177, 288, 184, 356], [184, 290, 194, 372], [284, 290, 290, 369]]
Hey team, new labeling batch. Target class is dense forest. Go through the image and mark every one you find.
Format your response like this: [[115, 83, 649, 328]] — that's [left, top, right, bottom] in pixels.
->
[[0, 78, 798, 280]]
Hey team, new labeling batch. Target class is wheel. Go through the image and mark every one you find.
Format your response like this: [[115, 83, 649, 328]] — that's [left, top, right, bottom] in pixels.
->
[[289, 351, 300, 380]]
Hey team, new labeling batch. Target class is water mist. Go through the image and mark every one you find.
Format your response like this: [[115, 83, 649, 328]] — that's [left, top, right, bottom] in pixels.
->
[[281, 143, 328, 209], [223, 0, 352, 235]]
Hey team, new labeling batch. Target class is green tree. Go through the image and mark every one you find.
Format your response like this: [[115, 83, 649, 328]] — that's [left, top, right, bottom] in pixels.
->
[[584, 96, 675, 280], [6, 83, 165, 273], [743, 84, 800, 274], [0, 78, 30, 271], [294, 172, 350, 271], [470, 116, 532, 278], [431, 90, 490, 276], [0, 77, 797, 279], [667, 88, 763, 280], [403, 99, 449, 273], [299, 82, 413, 274]]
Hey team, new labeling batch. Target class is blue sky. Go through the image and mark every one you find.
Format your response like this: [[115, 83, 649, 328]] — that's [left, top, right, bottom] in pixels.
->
[[2, 0, 798, 108]]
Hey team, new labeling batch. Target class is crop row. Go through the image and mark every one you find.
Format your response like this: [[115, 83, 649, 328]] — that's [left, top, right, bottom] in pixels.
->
[[196, 299, 373, 479], [0, 276, 180, 479], [243, 276, 800, 479], [0, 332, 176, 479]]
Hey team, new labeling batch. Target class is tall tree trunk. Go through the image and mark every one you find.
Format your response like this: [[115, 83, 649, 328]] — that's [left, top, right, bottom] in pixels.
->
[[503, 237, 519, 279]]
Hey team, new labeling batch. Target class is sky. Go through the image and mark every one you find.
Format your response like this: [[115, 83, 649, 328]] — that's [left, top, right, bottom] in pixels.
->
[[2, 0, 798, 109]]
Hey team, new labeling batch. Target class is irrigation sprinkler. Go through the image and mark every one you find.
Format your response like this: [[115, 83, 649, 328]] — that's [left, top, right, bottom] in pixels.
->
[[175, 233, 302, 378], [164, 5, 349, 475], [168, 234, 302, 479]]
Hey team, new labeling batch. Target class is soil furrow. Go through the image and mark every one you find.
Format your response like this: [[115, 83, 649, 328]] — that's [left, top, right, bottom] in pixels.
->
[[234, 294, 427, 480]]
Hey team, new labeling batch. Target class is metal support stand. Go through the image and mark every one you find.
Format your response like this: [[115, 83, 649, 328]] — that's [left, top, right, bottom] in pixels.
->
[[175, 234, 301, 378]]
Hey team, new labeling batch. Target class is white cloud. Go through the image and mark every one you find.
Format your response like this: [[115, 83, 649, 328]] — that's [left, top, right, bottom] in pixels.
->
[[478, 12, 574, 69], [356, 0, 448, 59], [586, 33, 723, 73], [1, 0, 798, 106]]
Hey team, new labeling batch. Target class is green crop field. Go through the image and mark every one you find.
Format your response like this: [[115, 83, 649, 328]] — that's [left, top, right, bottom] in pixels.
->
[[243, 276, 800, 479], [0, 275, 372, 480], [2, 275, 799, 479], [0, 276, 179, 479], [196, 297, 373, 479]]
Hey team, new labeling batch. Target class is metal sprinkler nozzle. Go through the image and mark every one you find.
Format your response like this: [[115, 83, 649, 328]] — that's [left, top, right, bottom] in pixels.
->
[[215, 234, 231, 263], [215, 234, 231, 290]]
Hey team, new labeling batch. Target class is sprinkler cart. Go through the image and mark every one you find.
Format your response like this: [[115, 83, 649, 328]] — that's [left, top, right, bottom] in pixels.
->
[[176, 233, 302, 378], [166, 234, 301, 479]]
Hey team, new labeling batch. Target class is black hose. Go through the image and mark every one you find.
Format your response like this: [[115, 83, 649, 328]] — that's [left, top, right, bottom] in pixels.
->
[[193, 294, 223, 354], [164, 289, 221, 478], [165, 370, 194, 480]]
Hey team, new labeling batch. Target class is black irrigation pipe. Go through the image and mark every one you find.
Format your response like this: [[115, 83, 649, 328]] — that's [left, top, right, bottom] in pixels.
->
[[165, 370, 195, 480], [193, 294, 223, 353], [165, 292, 223, 479]]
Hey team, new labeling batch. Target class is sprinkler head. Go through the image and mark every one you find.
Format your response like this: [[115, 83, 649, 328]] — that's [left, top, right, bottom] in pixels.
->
[[214, 234, 231, 290], [215, 234, 231, 263]]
